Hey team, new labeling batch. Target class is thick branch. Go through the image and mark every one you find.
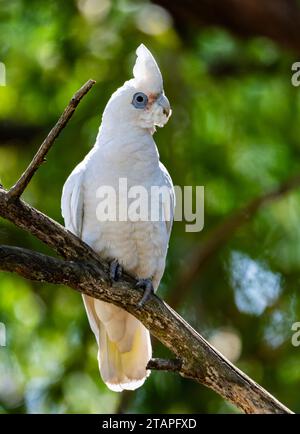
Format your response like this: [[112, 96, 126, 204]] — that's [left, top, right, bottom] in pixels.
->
[[169, 175, 300, 307], [147, 358, 182, 373], [0, 233, 292, 414], [0, 187, 101, 264], [7, 79, 96, 199], [0, 245, 83, 286]]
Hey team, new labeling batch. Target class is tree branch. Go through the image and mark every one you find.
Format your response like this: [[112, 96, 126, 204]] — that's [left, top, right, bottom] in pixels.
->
[[0, 81, 293, 414], [7, 79, 96, 199], [147, 358, 182, 373], [0, 210, 292, 413], [169, 175, 300, 307], [0, 245, 83, 286]]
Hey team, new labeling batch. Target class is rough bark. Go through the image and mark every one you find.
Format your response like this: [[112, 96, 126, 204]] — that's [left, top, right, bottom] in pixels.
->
[[0, 240, 292, 414]]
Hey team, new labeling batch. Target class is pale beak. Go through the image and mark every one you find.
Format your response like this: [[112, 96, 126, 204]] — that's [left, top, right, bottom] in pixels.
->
[[157, 93, 171, 117]]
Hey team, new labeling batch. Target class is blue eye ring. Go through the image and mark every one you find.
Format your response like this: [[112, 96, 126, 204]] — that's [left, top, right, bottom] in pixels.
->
[[132, 92, 148, 109]]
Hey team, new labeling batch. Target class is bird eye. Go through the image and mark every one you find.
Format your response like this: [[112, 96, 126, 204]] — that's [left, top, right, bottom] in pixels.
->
[[132, 92, 148, 109]]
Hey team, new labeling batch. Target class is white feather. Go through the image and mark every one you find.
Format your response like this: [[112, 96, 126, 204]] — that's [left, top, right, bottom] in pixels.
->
[[132, 44, 163, 93], [61, 45, 174, 391]]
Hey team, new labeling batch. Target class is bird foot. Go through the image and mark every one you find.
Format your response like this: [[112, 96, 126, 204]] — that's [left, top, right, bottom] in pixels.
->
[[110, 259, 122, 282], [136, 278, 154, 308]]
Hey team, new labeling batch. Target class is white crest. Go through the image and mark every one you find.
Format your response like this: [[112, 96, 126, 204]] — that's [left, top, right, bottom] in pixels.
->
[[132, 44, 163, 93]]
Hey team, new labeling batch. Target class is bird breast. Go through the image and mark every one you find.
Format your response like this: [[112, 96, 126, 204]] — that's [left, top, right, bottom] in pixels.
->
[[81, 155, 168, 289]]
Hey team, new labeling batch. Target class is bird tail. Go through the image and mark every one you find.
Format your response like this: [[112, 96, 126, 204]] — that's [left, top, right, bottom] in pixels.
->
[[82, 294, 151, 392]]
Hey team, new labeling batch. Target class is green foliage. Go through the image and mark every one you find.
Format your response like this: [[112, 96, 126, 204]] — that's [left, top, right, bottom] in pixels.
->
[[1, 0, 300, 414]]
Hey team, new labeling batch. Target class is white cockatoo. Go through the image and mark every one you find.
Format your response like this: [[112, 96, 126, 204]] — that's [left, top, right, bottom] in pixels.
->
[[61, 44, 174, 392]]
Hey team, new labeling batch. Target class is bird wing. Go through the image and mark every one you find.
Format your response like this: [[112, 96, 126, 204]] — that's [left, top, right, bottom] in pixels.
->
[[61, 162, 101, 338], [61, 162, 85, 238]]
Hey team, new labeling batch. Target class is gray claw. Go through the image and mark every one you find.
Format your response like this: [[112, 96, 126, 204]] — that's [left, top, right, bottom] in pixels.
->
[[110, 259, 122, 282], [136, 278, 154, 308]]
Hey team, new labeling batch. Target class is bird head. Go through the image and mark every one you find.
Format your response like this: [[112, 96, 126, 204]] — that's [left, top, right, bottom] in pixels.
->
[[102, 44, 171, 134]]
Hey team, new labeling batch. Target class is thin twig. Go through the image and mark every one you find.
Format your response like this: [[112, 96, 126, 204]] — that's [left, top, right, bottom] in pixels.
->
[[7, 79, 96, 199]]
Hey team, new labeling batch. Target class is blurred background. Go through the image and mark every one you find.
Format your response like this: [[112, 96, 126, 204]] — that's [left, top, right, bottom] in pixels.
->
[[1, 0, 300, 414]]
